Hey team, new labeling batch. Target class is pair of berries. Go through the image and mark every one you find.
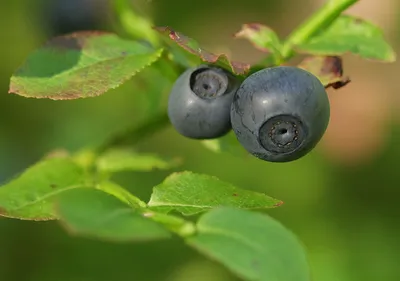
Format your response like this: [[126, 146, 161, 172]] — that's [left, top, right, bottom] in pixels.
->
[[168, 65, 330, 162]]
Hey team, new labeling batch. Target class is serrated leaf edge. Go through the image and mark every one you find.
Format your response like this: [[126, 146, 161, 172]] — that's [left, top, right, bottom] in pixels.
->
[[8, 48, 164, 100]]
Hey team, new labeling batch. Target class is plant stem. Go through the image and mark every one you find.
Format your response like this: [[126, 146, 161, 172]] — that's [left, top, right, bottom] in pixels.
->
[[95, 53, 183, 154], [271, 0, 359, 64], [143, 211, 196, 237], [96, 111, 170, 153], [112, 0, 159, 46]]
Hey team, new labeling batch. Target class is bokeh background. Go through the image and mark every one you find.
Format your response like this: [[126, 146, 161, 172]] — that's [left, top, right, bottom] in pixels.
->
[[1, 0, 400, 280]]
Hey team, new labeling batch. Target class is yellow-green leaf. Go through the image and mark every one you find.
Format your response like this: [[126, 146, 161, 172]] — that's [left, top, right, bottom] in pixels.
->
[[295, 15, 396, 62]]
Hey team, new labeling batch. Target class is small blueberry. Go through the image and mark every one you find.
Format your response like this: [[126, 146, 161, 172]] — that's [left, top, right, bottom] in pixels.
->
[[168, 65, 240, 139]]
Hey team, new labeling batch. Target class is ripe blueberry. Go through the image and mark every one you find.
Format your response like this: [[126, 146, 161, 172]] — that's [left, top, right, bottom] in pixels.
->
[[230, 66, 330, 162], [168, 65, 240, 139]]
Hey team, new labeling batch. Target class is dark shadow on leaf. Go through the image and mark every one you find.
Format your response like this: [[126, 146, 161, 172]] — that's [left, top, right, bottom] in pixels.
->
[[13, 31, 108, 78], [13, 35, 81, 78]]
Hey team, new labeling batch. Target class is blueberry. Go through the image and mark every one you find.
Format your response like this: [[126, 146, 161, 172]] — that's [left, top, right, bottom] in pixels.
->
[[168, 65, 240, 139], [230, 66, 330, 162]]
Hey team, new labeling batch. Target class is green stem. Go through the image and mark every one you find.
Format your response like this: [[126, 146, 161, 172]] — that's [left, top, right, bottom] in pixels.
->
[[269, 0, 358, 65], [142, 211, 196, 237], [112, 0, 159, 46], [96, 112, 170, 153], [95, 53, 184, 154]]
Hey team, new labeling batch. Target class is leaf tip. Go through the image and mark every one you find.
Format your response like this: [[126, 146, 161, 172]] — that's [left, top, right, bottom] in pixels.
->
[[0, 207, 8, 217], [325, 77, 351, 90], [234, 23, 271, 39], [387, 50, 397, 62], [8, 80, 20, 95], [43, 149, 71, 159], [298, 55, 352, 90]]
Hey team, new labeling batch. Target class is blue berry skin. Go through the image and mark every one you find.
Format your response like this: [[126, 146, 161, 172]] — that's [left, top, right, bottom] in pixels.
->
[[168, 65, 241, 139], [230, 66, 330, 162]]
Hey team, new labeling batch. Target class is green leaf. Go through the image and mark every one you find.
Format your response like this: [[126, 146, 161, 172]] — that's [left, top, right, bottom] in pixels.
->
[[9, 31, 163, 99], [0, 158, 87, 220], [298, 56, 351, 89], [201, 132, 249, 157], [96, 148, 182, 173], [95, 181, 147, 209], [113, 0, 159, 46], [148, 172, 282, 215], [154, 26, 250, 75], [142, 211, 196, 237], [235, 23, 282, 59], [0, 157, 147, 220], [295, 15, 396, 62], [187, 208, 311, 281], [57, 188, 171, 242]]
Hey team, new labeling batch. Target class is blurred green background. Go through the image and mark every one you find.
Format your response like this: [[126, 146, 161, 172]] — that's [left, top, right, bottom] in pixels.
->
[[1, 0, 400, 280]]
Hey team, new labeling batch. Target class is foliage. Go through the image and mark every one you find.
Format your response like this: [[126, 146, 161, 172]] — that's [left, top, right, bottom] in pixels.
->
[[2, 0, 396, 280]]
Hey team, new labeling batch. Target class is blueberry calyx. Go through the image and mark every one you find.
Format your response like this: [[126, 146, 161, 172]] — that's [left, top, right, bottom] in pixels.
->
[[168, 65, 240, 139], [190, 68, 229, 99], [258, 114, 305, 154]]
